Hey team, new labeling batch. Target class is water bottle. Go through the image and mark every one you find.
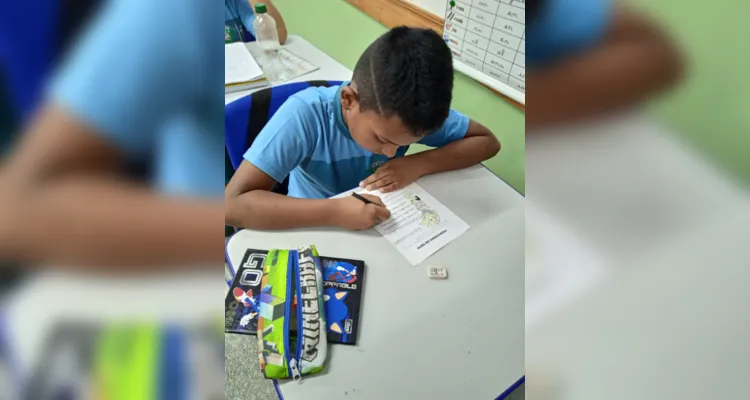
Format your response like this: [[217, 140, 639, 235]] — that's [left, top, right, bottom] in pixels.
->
[[252, 2, 282, 80]]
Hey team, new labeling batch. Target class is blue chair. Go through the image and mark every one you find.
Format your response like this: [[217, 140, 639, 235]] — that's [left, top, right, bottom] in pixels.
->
[[224, 80, 343, 235], [0, 0, 101, 121], [225, 80, 343, 191]]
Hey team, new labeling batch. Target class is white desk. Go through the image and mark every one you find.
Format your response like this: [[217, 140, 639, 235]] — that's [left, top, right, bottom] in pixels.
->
[[525, 112, 749, 327], [526, 112, 747, 264], [226, 165, 524, 400], [526, 203, 750, 400], [3, 269, 223, 384], [526, 112, 747, 324], [225, 35, 353, 105], [525, 112, 750, 399]]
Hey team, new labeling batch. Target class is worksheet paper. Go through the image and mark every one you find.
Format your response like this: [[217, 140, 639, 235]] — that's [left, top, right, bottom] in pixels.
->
[[334, 183, 470, 266]]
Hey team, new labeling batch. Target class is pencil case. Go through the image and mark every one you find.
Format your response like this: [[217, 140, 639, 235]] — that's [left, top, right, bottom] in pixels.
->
[[257, 246, 328, 381]]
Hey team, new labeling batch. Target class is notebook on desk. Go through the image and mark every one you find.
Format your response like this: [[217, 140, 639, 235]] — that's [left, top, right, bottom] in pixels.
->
[[225, 42, 269, 93]]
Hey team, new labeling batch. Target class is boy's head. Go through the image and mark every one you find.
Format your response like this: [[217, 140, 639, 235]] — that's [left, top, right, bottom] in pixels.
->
[[340, 27, 454, 157]]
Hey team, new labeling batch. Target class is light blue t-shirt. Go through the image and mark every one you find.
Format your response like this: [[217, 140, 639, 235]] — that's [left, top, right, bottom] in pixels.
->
[[50, 0, 224, 198], [526, 0, 613, 68], [244, 84, 471, 199], [225, 0, 256, 43]]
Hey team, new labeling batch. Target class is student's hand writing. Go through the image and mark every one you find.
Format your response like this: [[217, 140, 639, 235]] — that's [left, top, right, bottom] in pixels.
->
[[359, 157, 425, 193], [331, 194, 391, 230]]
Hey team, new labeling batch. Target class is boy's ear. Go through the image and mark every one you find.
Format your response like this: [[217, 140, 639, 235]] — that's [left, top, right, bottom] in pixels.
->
[[340, 86, 359, 111]]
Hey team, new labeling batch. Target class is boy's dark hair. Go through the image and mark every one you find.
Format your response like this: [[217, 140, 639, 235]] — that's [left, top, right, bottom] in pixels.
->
[[352, 26, 454, 136]]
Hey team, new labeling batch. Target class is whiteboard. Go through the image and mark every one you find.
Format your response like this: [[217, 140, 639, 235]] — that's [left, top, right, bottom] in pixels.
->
[[442, 0, 525, 104]]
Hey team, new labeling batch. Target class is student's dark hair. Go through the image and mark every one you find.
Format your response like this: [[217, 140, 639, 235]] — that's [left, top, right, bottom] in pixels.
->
[[352, 26, 454, 136]]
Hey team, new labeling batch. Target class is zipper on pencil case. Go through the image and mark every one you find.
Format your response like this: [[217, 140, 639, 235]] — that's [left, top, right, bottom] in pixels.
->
[[293, 249, 305, 383], [284, 251, 302, 382]]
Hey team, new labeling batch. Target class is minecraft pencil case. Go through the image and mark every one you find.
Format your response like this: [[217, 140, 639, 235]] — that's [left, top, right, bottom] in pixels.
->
[[256, 246, 328, 381]]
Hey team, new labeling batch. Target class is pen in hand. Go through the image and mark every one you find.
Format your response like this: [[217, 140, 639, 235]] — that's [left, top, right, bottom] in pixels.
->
[[337, 192, 390, 230], [351, 192, 384, 207]]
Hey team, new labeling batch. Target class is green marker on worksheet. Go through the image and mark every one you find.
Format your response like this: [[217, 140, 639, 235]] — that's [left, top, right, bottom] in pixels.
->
[[450, 0, 455, 7]]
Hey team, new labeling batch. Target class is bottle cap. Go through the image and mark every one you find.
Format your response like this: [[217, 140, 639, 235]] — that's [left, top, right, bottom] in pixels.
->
[[254, 2, 267, 13]]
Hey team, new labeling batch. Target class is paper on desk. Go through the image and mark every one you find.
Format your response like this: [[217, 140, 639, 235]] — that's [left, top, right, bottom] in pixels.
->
[[254, 48, 319, 82], [276, 49, 319, 82], [225, 42, 264, 84], [334, 183, 469, 266]]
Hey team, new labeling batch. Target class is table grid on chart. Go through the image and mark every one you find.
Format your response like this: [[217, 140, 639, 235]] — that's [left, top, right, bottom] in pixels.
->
[[443, 0, 525, 93]]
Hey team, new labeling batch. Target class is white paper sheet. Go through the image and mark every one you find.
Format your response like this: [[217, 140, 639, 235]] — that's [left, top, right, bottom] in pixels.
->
[[334, 183, 470, 266], [276, 49, 320, 82], [225, 42, 264, 84], [250, 48, 320, 83]]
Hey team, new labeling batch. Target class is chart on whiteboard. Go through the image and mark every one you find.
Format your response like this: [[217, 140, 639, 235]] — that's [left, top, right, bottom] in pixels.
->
[[443, 0, 525, 99]]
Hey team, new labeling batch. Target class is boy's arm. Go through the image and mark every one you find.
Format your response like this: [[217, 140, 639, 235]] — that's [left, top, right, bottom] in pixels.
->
[[0, 1, 224, 268], [526, 6, 684, 128], [406, 120, 500, 176], [225, 161, 389, 231], [0, 105, 223, 268], [360, 119, 500, 192]]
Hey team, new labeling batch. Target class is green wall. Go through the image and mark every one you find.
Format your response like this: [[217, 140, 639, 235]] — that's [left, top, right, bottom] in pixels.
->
[[632, 0, 750, 185], [273, 0, 526, 194]]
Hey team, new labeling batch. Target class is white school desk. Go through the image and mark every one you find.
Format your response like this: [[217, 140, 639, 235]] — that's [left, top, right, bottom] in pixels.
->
[[525, 112, 749, 330], [526, 110, 748, 318], [525, 203, 750, 400], [526, 112, 747, 265], [525, 112, 750, 399], [226, 165, 525, 400], [225, 35, 353, 105], [3, 270, 222, 380]]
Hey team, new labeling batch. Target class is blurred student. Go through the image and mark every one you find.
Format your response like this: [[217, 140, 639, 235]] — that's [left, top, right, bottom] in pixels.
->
[[225, 0, 287, 44], [525, 0, 684, 128], [0, 0, 223, 268], [225, 27, 501, 231]]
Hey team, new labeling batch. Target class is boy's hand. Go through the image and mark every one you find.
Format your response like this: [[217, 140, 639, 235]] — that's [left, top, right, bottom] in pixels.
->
[[360, 157, 426, 193], [332, 195, 391, 230]]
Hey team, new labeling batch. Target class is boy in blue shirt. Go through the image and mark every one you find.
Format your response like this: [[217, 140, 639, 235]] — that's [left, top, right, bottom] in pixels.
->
[[0, 0, 223, 267], [225, 27, 501, 231], [525, 0, 684, 128], [225, 0, 287, 44]]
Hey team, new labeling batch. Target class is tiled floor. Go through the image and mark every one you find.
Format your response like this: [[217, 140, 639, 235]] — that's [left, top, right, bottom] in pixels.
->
[[225, 334, 278, 400]]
